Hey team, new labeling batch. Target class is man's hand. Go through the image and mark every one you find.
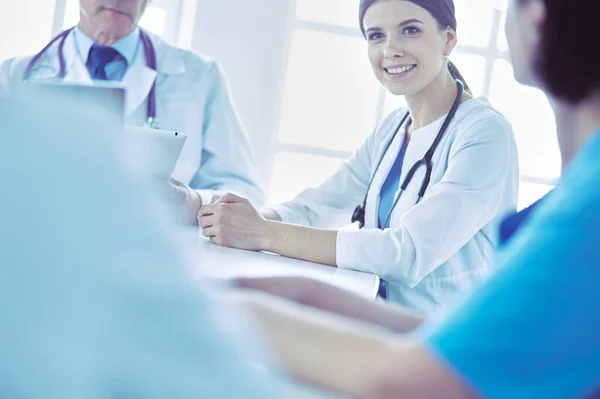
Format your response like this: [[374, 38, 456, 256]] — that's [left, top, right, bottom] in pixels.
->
[[158, 178, 203, 225]]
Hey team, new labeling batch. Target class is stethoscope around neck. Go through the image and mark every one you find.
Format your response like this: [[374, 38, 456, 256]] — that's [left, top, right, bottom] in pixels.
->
[[23, 26, 160, 129], [351, 79, 465, 229]]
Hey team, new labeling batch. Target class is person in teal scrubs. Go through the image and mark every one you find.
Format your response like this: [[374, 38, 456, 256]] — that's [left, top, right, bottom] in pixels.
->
[[229, 0, 600, 397]]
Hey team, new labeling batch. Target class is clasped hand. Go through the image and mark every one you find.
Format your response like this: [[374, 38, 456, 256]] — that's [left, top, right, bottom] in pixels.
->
[[198, 193, 271, 251]]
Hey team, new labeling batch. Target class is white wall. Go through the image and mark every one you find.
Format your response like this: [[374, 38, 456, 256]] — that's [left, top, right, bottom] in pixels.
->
[[190, 0, 295, 191]]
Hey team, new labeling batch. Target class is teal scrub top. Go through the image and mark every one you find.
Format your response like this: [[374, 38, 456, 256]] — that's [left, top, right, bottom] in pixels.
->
[[425, 130, 600, 399]]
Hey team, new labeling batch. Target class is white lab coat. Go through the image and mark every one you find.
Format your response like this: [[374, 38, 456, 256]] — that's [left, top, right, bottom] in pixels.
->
[[271, 98, 520, 314], [0, 30, 266, 207]]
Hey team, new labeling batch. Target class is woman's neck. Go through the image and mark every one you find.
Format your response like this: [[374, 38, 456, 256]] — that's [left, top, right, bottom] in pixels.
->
[[404, 67, 470, 132], [551, 94, 600, 170]]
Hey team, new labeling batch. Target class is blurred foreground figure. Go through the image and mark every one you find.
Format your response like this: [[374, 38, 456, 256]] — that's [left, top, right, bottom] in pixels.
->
[[0, 92, 275, 398]]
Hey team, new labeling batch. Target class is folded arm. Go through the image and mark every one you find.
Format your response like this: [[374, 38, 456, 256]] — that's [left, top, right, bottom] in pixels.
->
[[236, 276, 424, 334], [238, 291, 476, 399]]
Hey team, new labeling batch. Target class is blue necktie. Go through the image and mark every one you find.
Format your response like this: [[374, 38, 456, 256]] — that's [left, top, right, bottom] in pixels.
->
[[87, 45, 120, 81], [378, 133, 409, 229]]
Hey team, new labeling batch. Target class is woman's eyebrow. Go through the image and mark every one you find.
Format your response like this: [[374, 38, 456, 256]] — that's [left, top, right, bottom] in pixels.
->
[[366, 18, 424, 33]]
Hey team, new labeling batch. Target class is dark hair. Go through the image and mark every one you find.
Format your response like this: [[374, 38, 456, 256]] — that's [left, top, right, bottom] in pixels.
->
[[517, 0, 600, 104], [359, 0, 471, 93]]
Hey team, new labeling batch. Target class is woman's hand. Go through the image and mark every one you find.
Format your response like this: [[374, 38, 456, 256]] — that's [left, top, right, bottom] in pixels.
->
[[200, 194, 338, 265], [198, 193, 273, 251]]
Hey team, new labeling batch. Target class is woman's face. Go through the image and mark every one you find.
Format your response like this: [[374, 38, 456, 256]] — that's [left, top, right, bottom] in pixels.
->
[[505, 0, 545, 88], [363, 0, 456, 96]]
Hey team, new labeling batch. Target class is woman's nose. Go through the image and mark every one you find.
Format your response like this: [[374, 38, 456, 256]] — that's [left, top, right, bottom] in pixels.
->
[[383, 38, 405, 59]]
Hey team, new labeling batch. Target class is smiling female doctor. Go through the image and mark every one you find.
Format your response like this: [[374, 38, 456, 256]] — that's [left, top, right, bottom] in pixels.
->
[[200, 0, 519, 314], [0, 0, 266, 224]]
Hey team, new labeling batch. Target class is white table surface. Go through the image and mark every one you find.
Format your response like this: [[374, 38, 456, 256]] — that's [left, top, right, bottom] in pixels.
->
[[190, 236, 378, 299], [177, 231, 377, 398]]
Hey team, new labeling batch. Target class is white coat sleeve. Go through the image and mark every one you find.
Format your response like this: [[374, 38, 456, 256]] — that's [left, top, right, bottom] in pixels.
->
[[336, 115, 516, 287], [268, 111, 403, 228], [189, 62, 266, 207]]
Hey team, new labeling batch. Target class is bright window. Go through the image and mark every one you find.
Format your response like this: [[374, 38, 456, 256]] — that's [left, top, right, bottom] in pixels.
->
[[271, 0, 560, 210], [0, 0, 57, 62], [270, 152, 346, 204], [295, 0, 361, 29], [277, 29, 380, 153]]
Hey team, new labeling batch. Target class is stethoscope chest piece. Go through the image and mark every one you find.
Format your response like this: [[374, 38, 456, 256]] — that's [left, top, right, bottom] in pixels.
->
[[351, 205, 366, 229]]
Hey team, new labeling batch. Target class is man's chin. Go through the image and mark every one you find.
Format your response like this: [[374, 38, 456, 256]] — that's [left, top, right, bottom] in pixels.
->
[[96, 13, 135, 36], [98, 8, 134, 24]]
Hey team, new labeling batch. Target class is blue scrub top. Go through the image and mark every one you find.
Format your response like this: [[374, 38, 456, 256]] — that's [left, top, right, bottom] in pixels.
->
[[424, 130, 600, 399], [378, 133, 409, 229]]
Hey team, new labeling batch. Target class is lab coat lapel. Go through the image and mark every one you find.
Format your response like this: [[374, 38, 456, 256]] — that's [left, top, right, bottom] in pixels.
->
[[55, 31, 91, 84], [122, 34, 186, 121], [27, 32, 92, 84], [121, 45, 156, 117], [369, 115, 442, 227], [389, 118, 449, 219], [62, 50, 93, 85], [26, 57, 61, 81]]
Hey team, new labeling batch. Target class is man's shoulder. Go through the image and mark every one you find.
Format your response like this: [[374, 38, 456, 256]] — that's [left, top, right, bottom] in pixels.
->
[[539, 133, 600, 225], [0, 55, 37, 93], [161, 41, 216, 66], [154, 38, 222, 79], [1, 55, 34, 80]]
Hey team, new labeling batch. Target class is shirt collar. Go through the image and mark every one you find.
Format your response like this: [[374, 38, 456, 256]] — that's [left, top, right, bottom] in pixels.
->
[[73, 26, 140, 65]]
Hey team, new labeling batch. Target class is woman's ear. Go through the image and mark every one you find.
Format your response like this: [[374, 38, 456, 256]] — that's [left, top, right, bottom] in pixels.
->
[[444, 28, 458, 56]]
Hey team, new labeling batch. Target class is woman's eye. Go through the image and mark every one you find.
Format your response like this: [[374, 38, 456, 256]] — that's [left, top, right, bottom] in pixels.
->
[[367, 32, 384, 41], [402, 26, 420, 35]]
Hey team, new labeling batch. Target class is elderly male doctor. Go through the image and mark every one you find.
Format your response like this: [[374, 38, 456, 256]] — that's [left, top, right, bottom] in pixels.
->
[[0, 0, 266, 224]]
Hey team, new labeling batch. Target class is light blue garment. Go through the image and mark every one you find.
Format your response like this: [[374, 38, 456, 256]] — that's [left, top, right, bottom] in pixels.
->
[[425, 130, 600, 398], [74, 26, 139, 81], [0, 92, 275, 398], [378, 133, 408, 229]]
